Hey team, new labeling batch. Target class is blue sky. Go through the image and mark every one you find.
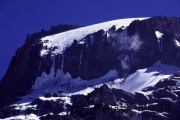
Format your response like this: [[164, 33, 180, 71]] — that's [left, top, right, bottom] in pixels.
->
[[0, 0, 180, 79]]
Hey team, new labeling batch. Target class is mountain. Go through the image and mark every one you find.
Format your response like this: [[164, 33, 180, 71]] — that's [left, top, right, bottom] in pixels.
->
[[0, 16, 180, 120]]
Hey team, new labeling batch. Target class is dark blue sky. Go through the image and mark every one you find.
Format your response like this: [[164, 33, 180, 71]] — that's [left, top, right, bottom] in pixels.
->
[[0, 0, 180, 80]]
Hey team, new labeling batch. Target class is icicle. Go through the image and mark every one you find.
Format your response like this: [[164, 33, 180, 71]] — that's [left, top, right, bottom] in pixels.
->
[[61, 53, 64, 70], [124, 55, 129, 64], [123, 27, 128, 49], [123, 27, 127, 42], [155, 31, 164, 53], [102, 30, 106, 41], [90, 35, 95, 44], [107, 32, 111, 42], [79, 50, 83, 69], [39, 61, 41, 70], [58, 53, 61, 62], [174, 39, 180, 48], [160, 38, 163, 53], [121, 55, 130, 73]]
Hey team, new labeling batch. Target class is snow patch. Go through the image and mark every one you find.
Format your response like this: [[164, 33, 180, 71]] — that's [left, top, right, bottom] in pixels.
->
[[90, 35, 95, 44], [174, 39, 180, 48], [4, 114, 39, 120], [176, 81, 180, 87], [155, 31, 164, 38], [118, 61, 180, 92], [39, 96, 61, 101]]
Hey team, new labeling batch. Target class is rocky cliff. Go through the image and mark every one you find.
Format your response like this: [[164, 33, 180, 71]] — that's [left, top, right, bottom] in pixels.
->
[[0, 16, 180, 119], [0, 24, 81, 105]]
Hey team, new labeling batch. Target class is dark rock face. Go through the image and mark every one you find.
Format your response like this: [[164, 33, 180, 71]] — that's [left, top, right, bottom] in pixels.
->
[[128, 16, 180, 66], [153, 88, 177, 99], [63, 30, 117, 79], [111, 88, 135, 103], [140, 110, 174, 120], [135, 92, 149, 105], [65, 85, 135, 120], [86, 84, 117, 105], [30, 97, 64, 115]]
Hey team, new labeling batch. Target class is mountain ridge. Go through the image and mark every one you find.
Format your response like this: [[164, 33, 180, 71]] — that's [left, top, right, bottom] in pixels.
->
[[1, 16, 180, 104], [1, 16, 180, 119]]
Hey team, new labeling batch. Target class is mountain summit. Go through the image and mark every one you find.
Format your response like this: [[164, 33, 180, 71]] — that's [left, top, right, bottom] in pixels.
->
[[1, 16, 180, 120]]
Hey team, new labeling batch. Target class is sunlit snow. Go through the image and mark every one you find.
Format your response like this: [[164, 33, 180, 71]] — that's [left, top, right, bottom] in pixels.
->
[[174, 39, 180, 48], [119, 61, 180, 92], [8, 61, 180, 119], [155, 31, 163, 38], [4, 114, 39, 120], [40, 17, 148, 56]]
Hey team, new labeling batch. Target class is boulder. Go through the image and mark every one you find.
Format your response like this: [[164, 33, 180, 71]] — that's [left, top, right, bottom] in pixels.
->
[[135, 91, 149, 105]]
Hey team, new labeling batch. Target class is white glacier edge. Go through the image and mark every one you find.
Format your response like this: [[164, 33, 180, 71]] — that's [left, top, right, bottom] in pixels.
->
[[40, 17, 148, 56]]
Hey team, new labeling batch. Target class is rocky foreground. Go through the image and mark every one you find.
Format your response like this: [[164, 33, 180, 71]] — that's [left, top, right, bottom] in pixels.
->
[[39, 72, 180, 120], [0, 72, 179, 120]]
